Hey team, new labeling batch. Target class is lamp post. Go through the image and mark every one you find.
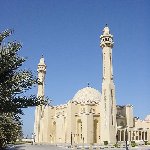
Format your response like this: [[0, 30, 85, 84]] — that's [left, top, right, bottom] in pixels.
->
[[32, 133, 35, 145], [50, 134, 52, 143], [71, 132, 73, 146], [82, 137, 84, 149], [125, 127, 128, 150], [116, 132, 118, 146]]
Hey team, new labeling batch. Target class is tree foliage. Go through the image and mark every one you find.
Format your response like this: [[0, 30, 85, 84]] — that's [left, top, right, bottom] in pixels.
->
[[0, 29, 42, 148], [0, 113, 22, 148]]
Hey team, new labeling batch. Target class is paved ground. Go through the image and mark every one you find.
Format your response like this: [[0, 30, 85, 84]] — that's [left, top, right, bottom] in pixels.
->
[[6, 144, 66, 150], [6, 144, 150, 150]]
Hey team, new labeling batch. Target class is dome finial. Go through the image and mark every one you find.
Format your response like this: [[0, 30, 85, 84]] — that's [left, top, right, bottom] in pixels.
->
[[87, 82, 90, 87]]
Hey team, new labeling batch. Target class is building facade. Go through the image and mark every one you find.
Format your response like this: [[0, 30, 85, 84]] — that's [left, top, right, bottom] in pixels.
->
[[34, 26, 150, 145]]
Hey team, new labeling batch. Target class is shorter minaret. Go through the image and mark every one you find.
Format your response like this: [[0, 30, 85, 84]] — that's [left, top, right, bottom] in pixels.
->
[[34, 55, 46, 143], [100, 25, 117, 144], [37, 56, 46, 98]]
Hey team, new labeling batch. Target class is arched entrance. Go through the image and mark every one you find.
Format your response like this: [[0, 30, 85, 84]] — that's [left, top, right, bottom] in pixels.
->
[[77, 119, 82, 143], [52, 121, 56, 143]]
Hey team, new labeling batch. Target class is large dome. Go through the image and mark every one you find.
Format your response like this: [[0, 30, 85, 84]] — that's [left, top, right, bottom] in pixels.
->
[[72, 87, 101, 104]]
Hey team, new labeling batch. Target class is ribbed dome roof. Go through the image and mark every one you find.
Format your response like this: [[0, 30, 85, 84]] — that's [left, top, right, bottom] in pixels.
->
[[72, 87, 101, 104]]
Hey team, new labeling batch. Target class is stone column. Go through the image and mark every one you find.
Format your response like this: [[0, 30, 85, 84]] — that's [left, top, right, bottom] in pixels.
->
[[137, 131, 138, 141], [120, 130, 122, 141], [124, 130, 125, 141], [130, 131, 132, 141], [119, 130, 121, 141], [128, 131, 131, 141]]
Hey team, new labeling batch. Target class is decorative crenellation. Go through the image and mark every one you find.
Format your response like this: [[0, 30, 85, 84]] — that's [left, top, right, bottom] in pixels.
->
[[71, 100, 99, 105], [55, 104, 67, 110]]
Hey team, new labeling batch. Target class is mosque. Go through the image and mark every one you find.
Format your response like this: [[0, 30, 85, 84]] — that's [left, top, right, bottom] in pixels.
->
[[34, 26, 150, 145]]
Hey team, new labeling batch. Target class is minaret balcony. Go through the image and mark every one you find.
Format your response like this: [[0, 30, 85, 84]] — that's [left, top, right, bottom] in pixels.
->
[[100, 41, 114, 48]]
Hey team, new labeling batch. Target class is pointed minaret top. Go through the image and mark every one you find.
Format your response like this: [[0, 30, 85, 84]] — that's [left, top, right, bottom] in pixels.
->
[[38, 55, 46, 66], [103, 25, 110, 35], [37, 55, 46, 73], [100, 25, 114, 48]]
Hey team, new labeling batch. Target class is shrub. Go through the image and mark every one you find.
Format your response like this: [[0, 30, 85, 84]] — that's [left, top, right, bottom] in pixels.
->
[[144, 141, 148, 145], [131, 141, 136, 147], [104, 141, 108, 145], [114, 143, 120, 148]]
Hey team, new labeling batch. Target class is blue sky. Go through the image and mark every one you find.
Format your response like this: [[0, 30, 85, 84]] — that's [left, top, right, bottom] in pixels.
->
[[1, 0, 150, 137]]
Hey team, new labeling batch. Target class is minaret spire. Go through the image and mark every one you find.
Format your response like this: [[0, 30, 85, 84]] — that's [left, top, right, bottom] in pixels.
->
[[37, 56, 46, 96], [100, 25, 114, 80], [100, 26, 117, 144], [34, 55, 46, 143]]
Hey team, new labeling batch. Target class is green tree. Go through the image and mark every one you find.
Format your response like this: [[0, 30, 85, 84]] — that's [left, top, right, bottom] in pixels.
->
[[0, 29, 43, 148], [0, 114, 22, 148]]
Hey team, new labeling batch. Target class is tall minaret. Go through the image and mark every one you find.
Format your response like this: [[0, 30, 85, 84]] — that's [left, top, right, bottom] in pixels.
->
[[37, 56, 46, 98], [34, 56, 46, 143], [100, 25, 117, 144]]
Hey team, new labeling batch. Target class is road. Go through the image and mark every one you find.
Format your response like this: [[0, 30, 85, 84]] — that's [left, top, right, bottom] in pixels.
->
[[6, 144, 150, 150], [6, 144, 66, 150]]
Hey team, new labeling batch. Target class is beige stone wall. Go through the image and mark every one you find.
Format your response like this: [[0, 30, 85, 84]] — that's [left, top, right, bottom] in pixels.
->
[[125, 105, 134, 128], [135, 119, 150, 129], [116, 105, 134, 128], [35, 97, 150, 144], [36, 101, 102, 144]]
